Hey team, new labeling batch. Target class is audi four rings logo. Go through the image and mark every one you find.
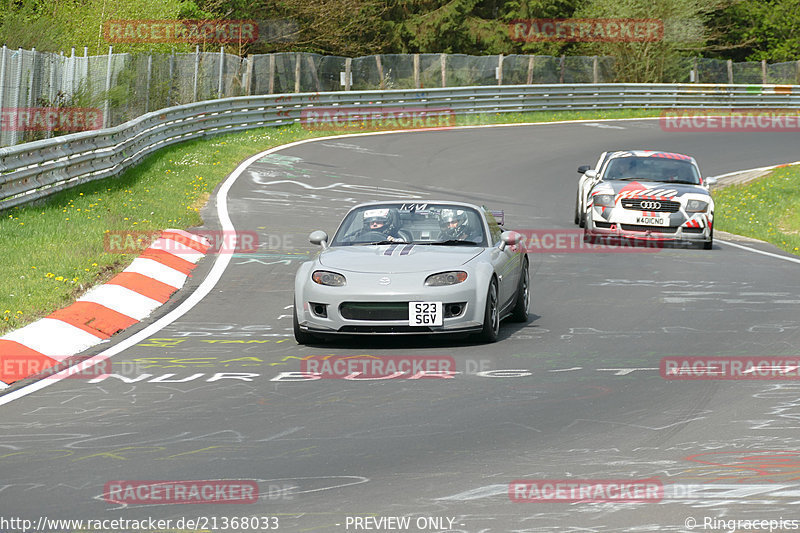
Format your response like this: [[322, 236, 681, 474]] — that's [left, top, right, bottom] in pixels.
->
[[639, 201, 661, 210]]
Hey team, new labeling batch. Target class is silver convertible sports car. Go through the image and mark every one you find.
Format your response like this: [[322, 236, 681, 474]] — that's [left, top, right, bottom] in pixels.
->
[[293, 201, 529, 344], [575, 150, 716, 249]]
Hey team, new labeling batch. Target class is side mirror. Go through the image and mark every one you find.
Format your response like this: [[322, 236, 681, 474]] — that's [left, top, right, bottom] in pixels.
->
[[584, 169, 597, 179], [309, 230, 329, 249], [704, 176, 718, 187], [577, 165, 591, 174], [498, 230, 518, 251]]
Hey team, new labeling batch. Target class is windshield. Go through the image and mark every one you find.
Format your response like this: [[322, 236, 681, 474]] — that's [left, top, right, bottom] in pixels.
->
[[331, 203, 487, 246], [603, 156, 701, 184]]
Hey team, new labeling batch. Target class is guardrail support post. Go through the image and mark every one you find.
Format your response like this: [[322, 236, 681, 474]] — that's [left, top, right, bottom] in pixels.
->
[[761, 59, 767, 84], [307, 55, 320, 92], [559, 55, 565, 83], [245, 54, 253, 95], [269, 54, 275, 94], [83, 46, 89, 94], [167, 50, 174, 106], [27, 48, 36, 110], [727, 59, 733, 84], [526, 55, 534, 84], [1, 45, 10, 120], [218, 46, 225, 98], [103, 46, 112, 128], [376, 55, 385, 90], [145, 54, 152, 113], [294, 53, 301, 92], [10, 48, 24, 145], [47, 52, 55, 139], [193, 45, 200, 102], [497, 54, 503, 85], [592, 56, 598, 83], [344, 57, 351, 91], [440, 53, 446, 87], [70, 47, 76, 95], [413, 54, 420, 88]]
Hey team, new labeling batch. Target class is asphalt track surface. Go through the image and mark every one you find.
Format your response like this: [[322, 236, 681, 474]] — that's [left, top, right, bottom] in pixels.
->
[[2, 119, 800, 532]]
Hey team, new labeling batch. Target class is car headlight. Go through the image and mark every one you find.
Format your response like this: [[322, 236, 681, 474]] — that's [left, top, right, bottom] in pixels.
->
[[312, 270, 346, 286], [425, 271, 468, 286], [686, 200, 709, 213], [592, 194, 615, 207]]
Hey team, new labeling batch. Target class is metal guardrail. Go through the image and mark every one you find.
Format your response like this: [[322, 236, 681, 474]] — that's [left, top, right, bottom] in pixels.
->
[[2, 83, 800, 211]]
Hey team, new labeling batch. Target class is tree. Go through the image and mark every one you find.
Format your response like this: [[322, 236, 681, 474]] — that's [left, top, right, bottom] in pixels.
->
[[572, 0, 723, 82], [707, 0, 800, 62]]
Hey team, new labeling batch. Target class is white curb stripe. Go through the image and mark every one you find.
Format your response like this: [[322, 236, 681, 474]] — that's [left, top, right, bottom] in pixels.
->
[[78, 285, 162, 320], [124, 258, 187, 289], [149, 238, 205, 262], [163, 229, 210, 245], [2, 318, 103, 359]]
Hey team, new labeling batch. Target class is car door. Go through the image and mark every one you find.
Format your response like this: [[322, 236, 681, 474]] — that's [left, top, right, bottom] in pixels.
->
[[485, 212, 521, 310]]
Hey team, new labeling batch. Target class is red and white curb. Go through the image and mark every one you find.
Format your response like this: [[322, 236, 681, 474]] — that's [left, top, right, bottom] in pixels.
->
[[0, 229, 210, 387]]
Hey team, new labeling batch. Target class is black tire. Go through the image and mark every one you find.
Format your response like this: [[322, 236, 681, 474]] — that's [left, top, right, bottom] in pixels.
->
[[476, 279, 500, 343], [703, 223, 713, 250], [293, 305, 319, 345], [509, 259, 529, 322], [573, 193, 581, 225]]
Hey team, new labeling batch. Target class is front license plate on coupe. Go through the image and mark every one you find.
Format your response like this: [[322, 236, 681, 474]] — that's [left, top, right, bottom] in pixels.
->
[[409, 301, 443, 326], [635, 216, 667, 226]]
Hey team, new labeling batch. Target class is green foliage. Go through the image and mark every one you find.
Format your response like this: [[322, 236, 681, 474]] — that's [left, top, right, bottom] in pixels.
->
[[573, 0, 720, 82], [707, 0, 800, 62]]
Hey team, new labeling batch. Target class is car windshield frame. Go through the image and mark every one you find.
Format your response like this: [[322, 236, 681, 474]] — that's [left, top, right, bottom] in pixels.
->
[[330, 203, 489, 247], [601, 156, 701, 185]]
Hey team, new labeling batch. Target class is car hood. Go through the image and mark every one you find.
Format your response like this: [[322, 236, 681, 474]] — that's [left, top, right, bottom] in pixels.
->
[[319, 244, 483, 273], [595, 180, 710, 198]]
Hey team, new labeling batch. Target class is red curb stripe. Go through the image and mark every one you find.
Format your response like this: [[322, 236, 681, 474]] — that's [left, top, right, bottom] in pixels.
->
[[161, 231, 211, 253], [0, 340, 57, 383], [139, 248, 197, 275], [106, 272, 178, 303], [48, 301, 138, 338]]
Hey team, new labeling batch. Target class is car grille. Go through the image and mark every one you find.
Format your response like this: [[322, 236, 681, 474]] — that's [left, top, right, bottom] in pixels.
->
[[339, 302, 466, 321], [621, 199, 680, 213], [340, 302, 408, 321], [619, 224, 678, 233]]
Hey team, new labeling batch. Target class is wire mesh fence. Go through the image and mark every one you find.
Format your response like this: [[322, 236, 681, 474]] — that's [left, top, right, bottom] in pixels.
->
[[2, 46, 800, 147]]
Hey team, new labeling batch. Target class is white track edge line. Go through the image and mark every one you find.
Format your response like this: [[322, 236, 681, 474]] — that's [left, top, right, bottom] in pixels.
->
[[716, 239, 800, 265]]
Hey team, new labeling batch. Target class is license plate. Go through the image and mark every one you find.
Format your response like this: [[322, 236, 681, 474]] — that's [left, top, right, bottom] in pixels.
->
[[635, 216, 667, 226], [409, 301, 443, 326]]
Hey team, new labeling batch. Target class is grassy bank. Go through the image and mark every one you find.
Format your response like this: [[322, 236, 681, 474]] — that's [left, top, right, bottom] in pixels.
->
[[713, 164, 800, 255], [0, 108, 669, 334]]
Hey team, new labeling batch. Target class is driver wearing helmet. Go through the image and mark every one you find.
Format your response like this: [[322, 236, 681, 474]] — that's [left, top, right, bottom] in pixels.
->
[[438, 209, 474, 241], [358, 208, 407, 242]]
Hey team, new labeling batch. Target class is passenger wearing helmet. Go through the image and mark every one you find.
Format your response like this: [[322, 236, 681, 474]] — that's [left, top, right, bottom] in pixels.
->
[[438, 209, 475, 241], [357, 208, 408, 242]]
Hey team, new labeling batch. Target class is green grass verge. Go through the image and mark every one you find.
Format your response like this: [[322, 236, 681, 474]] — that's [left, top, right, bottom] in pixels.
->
[[713, 164, 800, 255], [0, 108, 672, 334]]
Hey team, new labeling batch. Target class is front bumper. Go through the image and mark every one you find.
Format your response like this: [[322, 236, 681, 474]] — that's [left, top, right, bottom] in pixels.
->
[[585, 208, 712, 245], [295, 272, 486, 335]]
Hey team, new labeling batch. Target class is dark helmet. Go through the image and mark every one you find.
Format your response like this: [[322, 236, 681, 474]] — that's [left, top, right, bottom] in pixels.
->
[[439, 209, 468, 238], [363, 208, 398, 233]]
